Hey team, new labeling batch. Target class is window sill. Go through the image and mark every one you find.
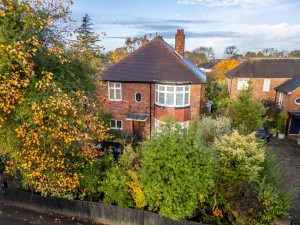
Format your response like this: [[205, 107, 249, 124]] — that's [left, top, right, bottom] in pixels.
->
[[155, 104, 191, 109]]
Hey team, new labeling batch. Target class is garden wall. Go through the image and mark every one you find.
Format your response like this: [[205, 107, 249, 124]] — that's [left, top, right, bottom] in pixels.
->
[[1, 188, 209, 225]]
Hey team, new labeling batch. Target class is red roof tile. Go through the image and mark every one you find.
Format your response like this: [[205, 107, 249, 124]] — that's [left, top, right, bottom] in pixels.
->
[[101, 37, 206, 84], [226, 58, 300, 79]]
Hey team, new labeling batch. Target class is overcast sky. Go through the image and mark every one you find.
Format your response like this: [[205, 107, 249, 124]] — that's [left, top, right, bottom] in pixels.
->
[[71, 0, 300, 58]]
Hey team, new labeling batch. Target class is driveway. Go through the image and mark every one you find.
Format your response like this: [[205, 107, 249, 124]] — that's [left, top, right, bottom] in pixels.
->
[[268, 138, 300, 220]]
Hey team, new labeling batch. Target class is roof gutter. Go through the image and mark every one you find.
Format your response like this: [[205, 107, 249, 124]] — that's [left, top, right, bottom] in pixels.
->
[[153, 80, 192, 85]]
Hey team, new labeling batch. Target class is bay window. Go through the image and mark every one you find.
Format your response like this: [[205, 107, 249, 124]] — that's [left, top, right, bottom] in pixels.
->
[[155, 84, 190, 107]]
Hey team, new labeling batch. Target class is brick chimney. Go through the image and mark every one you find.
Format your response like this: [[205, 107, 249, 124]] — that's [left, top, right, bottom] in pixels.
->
[[175, 29, 185, 57], [142, 35, 149, 46]]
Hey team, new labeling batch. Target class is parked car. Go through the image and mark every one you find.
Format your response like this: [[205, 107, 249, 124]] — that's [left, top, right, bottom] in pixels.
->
[[95, 141, 123, 159], [256, 127, 270, 142]]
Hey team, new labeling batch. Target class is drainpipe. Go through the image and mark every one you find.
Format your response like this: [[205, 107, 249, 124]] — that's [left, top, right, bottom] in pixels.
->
[[229, 77, 233, 98], [149, 82, 152, 138]]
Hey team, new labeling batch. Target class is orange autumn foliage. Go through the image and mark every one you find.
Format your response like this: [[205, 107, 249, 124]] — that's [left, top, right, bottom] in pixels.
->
[[8, 75, 109, 198], [213, 59, 240, 80]]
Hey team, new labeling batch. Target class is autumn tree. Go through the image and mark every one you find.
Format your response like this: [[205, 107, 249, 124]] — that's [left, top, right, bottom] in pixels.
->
[[110, 47, 128, 63], [0, 0, 46, 125], [0, 0, 109, 199], [6, 76, 108, 198], [108, 37, 142, 63], [213, 58, 240, 80]]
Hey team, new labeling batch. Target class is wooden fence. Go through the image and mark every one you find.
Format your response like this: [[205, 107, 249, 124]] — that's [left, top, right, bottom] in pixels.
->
[[1, 188, 210, 225]]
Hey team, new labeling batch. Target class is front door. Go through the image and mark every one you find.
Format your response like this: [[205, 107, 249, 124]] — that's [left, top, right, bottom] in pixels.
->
[[289, 116, 300, 135], [133, 121, 146, 141]]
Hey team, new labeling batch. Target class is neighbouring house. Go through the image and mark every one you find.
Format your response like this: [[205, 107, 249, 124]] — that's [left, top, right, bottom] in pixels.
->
[[198, 61, 219, 73], [226, 58, 300, 140], [101, 29, 206, 140]]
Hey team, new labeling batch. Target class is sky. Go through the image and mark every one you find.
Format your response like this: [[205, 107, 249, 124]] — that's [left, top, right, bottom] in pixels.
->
[[70, 0, 300, 58]]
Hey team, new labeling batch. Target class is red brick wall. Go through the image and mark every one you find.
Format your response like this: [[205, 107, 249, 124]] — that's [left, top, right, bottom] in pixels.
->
[[288, 88, 300, 111], [101, 82, 154, 136], [101, 82, 204, 137], [155, 106, 190, 122], [190, 84, 202, 119], [227, 77, 290, 100], [276, 88, 300, 112]]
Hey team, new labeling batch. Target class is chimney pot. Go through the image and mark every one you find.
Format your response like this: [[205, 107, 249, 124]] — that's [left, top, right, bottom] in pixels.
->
[[175, 29, 185, 57], [142, 35, 149, 46]]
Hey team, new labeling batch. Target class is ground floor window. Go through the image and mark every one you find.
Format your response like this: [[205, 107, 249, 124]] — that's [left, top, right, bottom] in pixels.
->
[[155, 119, 189, 131], [110, 119, 122, 130]]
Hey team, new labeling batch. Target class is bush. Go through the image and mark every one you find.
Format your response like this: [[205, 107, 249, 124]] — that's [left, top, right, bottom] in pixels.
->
[[140, 121, 216, 220], [276, 112, 289, 133], [256, 151, 295, 223], [98, 145, 145, 209], [261, 99, 281, 122], [197, 116, 232, 143], [213, 130, 265, 183], [227, 86, 266, 134]]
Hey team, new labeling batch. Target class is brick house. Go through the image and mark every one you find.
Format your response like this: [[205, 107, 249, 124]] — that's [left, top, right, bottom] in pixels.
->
[[226, 58, 300, 139], [101, 29, 206, 140]]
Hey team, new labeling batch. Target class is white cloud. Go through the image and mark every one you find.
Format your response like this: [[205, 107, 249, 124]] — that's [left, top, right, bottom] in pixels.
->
[[229, 23, 300, 41], [177, 0, 277, 7]]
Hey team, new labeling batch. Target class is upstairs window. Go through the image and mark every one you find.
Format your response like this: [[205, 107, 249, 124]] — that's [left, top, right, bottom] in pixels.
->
[[135, 92, 142, 103], [155, 84, 190, 107], [263, 79, 271, 92], [108, 82, 122, 101], [295, 97, 300, 105], [237, 78, 249, 90]]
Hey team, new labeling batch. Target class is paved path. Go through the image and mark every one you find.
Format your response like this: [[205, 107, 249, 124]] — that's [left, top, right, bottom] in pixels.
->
[[268, 138, 300, 220]]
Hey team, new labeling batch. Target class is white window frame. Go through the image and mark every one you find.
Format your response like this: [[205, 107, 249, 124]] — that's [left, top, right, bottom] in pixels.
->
[[237, 78, 250, 90], [108, 82, 122, 101], [110, 119, 122, 130], [278, 92, 283, 109], [263, 79, 271, 92], [135, 92, 142, 103], [155, 84, 190, 107], [295, 97, 300, 105], [155, 119, 189, 131]]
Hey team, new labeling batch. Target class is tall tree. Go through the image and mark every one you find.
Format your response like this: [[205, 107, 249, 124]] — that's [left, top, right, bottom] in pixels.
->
[[289, 50, 300, 57], [124, 37, 142, 53], [262, 48, 279, 57], [185, 46, 215, 66], [223, 46, 238, 59], [0, 0, 109, 199], [74, 13, 103, 59]]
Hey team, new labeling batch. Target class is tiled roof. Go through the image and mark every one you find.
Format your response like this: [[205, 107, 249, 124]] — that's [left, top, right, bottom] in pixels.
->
[[198, 61, 220, 69], [226, 58, 300, 79], [275, 75, 300, 93], [101, 37, 206, 84]]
